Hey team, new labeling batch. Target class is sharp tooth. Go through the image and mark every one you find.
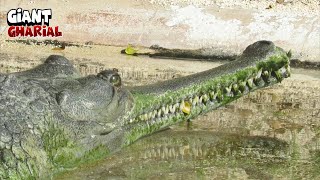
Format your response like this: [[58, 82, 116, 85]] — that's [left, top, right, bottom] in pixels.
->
[[224, 85, 233, 97], [262, 70, 270, 83], [239, 81, 248, 93], [213, 92, 218, 99], [146, 151, 151, 158], [157, 147, 161, 157], [164, 147, 169, 158], [141, 114, 145, 121], [216, 90, 223, 102], [286, 66, 291, 77], [160, 146, 164, 159], [279, 67, 286, 73], [192, 96, 199, 106], [232, 84, 238, 91], [171, 147, 176, 158], [256, 68, 262, 79], [272, 70, 283, 82], [169, 104, 176, 113], [192, 147, 198, 157], [157, 109, 162, 118], [202, 94, 208, 103], [209, 91, 215, 100], [148, 112, 153, 120], [232, 83, 239, 95], [225, 86, 231, 93], [199, 95, 203, 104], [169, 104, 173, 113], [139, 115, 144, 121], [287, 50, 292, 58], [161, 106, 165, 112], [152, 110, 157, 118], [179, 146, 185, 157], [160, 106, 167, 116], [279, 67, 289, 78], [174, 103, 179, 112], [247, 78, 254, 89], [164, 105, 169, 115], [180, 100, 184, 111], [146, 120, 150, 128]]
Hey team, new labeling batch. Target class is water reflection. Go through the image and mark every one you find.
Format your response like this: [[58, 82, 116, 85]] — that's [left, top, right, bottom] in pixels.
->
[[57, 131, 287, 179], [57, 129, 319, 179]]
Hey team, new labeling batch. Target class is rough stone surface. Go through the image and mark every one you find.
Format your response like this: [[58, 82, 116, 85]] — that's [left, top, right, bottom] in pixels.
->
[[0, 0, 319, 61]]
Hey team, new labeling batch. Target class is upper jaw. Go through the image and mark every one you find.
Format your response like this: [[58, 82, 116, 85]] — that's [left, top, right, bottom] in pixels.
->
[[119, 41, 290, 146]]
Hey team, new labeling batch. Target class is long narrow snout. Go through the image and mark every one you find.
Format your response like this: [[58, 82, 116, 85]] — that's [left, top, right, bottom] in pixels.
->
[[119, 41, 290, 147]]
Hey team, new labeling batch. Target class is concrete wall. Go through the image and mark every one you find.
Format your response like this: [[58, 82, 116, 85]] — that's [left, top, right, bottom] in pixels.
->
[[0, 0, 319, 61]]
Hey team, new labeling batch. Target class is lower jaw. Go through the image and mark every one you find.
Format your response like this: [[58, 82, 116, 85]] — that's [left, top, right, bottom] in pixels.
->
[[124, 64, 290, 146]]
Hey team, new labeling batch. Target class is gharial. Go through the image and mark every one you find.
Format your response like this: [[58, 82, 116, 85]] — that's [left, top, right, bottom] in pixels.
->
[[0, 41, 291, 179]]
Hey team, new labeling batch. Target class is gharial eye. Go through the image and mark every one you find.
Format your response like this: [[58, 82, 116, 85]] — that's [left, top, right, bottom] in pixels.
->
[[110, 74, 121, 87]]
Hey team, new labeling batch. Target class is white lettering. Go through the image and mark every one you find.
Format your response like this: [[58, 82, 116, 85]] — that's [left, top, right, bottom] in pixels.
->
[[31, 9, 42, 24], [41, 9, 52, 25], [22, 10, 31, 23], [17, 8, 22, 22], [7, 9, 17, 24], [7, 8, 52, 25]]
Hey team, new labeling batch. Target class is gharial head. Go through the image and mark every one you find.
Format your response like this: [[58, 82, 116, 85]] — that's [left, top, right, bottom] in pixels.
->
[[53, 63, 134, 134], [15, 54, 134, 135], [1, 54, 137, 179]]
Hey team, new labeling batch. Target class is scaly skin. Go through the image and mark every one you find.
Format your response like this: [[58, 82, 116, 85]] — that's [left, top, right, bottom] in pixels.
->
[[0, 41, 291, 179]]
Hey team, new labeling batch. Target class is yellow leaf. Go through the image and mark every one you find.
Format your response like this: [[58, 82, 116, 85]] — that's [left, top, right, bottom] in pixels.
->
[[182, 101, 191, 115], [125, 44, 138, 55]]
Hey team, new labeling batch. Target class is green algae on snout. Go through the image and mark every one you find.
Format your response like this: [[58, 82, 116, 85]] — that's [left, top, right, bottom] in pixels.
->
[[131, 49, 289, 116], [125, 50, 290, 147]]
